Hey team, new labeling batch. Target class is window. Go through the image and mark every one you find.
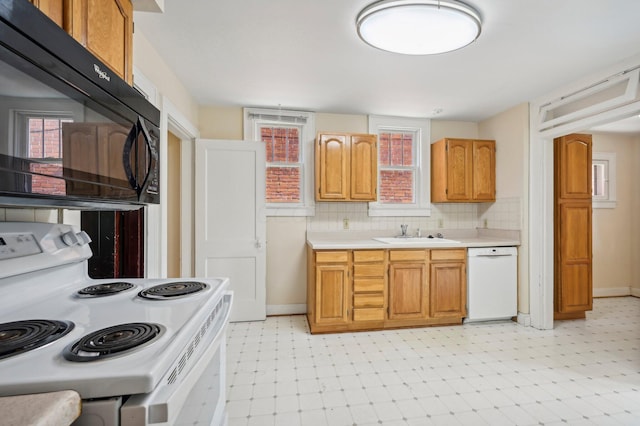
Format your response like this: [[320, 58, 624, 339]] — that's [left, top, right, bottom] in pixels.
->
[[592, 151, 616, 208], [244, 108, 315, 216], [15, 113, 74, 195], [368, 115, 431, 216]]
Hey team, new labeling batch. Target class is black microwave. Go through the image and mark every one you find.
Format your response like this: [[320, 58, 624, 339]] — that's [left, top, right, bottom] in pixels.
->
[[0, 0, 160, 209]]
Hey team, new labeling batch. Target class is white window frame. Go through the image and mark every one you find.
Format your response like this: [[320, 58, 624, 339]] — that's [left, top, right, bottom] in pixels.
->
[[368, 115, 431, 216], [592, 151, 617, 208], [243, 107, 315, 216]]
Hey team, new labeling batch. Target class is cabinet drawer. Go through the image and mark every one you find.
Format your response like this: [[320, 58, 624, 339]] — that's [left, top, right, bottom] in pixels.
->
[[354, 293, 384, 308], [353, 308, 385, 322], [430, 249, 466, 261], [354, 264, 385, 278], [353, 278, 385, 293], [315, 251, 349, 263], [353, 250, 385, 263], [389, 250, 427, 262]]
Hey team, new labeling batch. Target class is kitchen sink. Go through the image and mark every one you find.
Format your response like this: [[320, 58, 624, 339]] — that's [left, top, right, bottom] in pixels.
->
[[373, 237, 460, 244]]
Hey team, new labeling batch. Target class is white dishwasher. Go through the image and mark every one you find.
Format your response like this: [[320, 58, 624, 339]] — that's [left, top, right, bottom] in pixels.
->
[[466, 246, 518, 322]]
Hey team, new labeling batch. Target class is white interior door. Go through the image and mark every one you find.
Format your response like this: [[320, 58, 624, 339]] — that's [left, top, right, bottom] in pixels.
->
[[195, 139, 266, 322]]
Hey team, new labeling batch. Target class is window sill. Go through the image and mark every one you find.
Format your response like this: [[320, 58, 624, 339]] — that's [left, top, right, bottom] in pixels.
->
[[592, 200, 617, 209]]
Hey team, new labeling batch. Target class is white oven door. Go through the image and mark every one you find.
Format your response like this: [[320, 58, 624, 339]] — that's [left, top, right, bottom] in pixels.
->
[[120, 292, 232, 426]]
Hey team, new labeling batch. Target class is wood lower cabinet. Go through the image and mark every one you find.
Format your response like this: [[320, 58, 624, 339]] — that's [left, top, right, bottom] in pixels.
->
[[307, 247, 466, 333], [29, 0, 133, 84], [430, 249, 467, 319], [387, 250, 428, 321], [352, 250, 386, 323], [307, 251, 350, 329]]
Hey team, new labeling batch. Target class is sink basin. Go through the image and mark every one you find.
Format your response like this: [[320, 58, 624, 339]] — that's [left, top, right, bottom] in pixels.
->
[[373, 237, 460, 244]]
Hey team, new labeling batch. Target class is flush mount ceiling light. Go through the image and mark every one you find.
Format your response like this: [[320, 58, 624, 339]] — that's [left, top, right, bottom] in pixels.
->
[[356, 0, 481, 55]]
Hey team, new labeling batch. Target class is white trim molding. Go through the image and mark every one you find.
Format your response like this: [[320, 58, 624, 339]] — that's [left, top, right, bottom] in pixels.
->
[[516, 313, 531, 327], [593, 287, 632, 298], [266, 304, 307, 316], [529, 53, 640, 330]]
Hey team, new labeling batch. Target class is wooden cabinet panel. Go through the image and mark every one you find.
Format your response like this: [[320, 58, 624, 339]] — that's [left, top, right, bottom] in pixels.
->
[[354, 293, 384, 308], [315, 264, 350, 325], [353, 308, 385, 322], [316, 134, 349, 200], [354, 263, 385, 277], [69, 0, 133, 84], [472, 140, 496, 200], [316, 132, 377, 201], [29, 0, 65, 27], [557, 134, 592, 199], [554, 134, 592, 318], [350, 134, 377, 200], [353, 278, 385, 293], [430, 249, 466, 261], [389, 250, 427, 262], [353, 250, 385, 262], [446, 139, 473, 200], [316, 251, 349, 263], [431, 138, 496, 202], [388, 262, 427, 319], [430, 262, 466, 318]]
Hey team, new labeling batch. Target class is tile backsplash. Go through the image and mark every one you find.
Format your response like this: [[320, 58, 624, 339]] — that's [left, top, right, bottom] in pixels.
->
[[307, 197, 521, 232]]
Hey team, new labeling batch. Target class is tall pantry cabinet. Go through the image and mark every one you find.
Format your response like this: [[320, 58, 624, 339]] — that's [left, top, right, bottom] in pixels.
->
[[554, 134, 592, 320]]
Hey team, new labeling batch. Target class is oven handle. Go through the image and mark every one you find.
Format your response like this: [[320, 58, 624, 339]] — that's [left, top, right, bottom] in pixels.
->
[[120, 291, 233, 426]]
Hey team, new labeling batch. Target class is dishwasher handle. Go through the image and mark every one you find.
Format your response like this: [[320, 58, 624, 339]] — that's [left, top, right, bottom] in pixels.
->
[[468, 247, 517, 257]]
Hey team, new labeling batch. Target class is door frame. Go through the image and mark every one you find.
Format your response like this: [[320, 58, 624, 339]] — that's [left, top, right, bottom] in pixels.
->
[[529, 54, 640, 329]]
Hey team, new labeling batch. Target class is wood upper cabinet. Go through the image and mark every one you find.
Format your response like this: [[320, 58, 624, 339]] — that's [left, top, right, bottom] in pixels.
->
[[387, 250, 428, 320], [29, 0, 134, 85], [316, 132, 377, 201], [431, 138, 495, 202], [29, 0, 65, 27], [554, 134, 592, 319], [429, 249, 466, 318], [68, 0, 133, 84]]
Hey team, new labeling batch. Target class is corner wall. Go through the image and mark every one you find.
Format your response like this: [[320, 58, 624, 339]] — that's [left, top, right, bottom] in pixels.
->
[[478, 103, 530, 314]]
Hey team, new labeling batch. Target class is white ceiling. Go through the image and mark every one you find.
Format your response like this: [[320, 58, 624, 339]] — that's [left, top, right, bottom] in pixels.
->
[[133, 0, 640, 124]]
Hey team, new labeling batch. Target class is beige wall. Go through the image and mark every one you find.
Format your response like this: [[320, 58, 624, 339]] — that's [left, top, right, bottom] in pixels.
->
[[197, 106, 528, 310], [133, 30, 200, 126], [167, 132, 181, 277], [591, 133, 636, 292], [478, 103, 529, 313], [633, 137, 640, 291]]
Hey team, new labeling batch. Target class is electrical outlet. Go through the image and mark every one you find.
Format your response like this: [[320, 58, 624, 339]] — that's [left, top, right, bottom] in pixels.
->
[[343, 218, 349, 230], [483, 218, 488, 228], [438, 218, 443, 228]]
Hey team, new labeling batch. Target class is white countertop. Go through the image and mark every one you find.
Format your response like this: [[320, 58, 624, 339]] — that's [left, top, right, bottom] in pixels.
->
[[0, 390, 81, 426], [306, 228, 520, 250]]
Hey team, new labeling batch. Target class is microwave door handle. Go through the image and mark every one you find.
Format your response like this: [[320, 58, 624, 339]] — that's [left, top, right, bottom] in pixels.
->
[[137, 117, 155, 189], [122, 122, 140, 193]]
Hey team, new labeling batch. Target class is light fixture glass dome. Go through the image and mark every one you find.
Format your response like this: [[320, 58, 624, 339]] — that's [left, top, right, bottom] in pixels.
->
[[356, 0, 482, 55]]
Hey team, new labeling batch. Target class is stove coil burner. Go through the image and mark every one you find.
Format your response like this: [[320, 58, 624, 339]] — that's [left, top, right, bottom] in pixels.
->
[[138, 281, 208, 300], [77, 282, 135, 297], [0, 319, 74, 360], [64, 323, 164, 362]]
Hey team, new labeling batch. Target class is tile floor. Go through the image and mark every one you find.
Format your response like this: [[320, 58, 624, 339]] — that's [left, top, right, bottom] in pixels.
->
[[226, 297, 640, 425]]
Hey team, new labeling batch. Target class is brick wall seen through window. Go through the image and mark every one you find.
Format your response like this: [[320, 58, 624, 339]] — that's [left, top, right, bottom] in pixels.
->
[[28, 117, 71, 195], [378, 132, 415, 203], [260, 126, 301, 203]]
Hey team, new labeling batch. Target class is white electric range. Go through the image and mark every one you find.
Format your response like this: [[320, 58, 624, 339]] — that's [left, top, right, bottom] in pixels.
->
[[0, 222, 232, 426]]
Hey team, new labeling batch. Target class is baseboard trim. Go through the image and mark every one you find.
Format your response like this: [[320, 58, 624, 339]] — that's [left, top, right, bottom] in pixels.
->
[[266, 304, 306, 316], [631, 288, 640, 298], [517, 313, 531, 327], [593, 287, 631, 298]]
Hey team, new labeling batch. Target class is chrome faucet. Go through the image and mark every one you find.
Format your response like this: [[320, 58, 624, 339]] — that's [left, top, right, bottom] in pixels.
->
[[400, 224, 408, 237]]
